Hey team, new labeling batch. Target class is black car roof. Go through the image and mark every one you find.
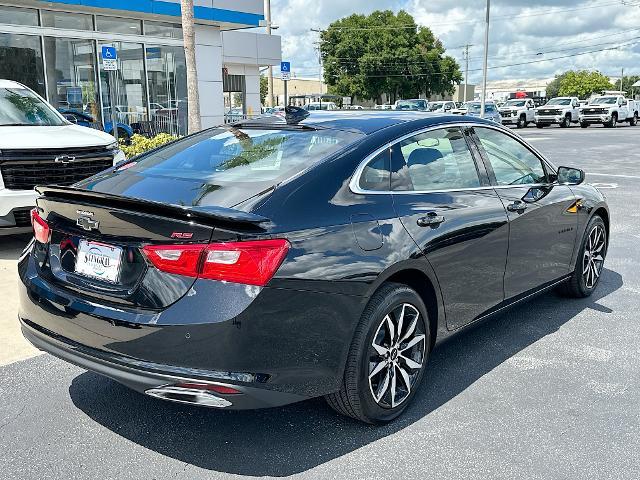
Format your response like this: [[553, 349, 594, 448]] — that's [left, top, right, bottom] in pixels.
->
[[240, 111, 494, 135]]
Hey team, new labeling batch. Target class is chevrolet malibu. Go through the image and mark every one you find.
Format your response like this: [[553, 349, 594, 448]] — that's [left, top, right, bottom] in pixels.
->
[[19, 109, 609, 423]]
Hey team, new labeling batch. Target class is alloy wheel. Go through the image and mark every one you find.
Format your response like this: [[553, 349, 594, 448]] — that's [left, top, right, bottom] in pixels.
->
[[583, 224, 606, 289], [368, 303, 426, 409]]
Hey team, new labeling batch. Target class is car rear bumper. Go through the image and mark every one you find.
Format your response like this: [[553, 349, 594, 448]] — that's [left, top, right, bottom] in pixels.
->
[[21, 318, 309, 409], [18, 246, 364, 405]]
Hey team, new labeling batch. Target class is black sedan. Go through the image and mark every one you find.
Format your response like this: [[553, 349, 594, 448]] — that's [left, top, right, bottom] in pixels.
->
[[18, 109, 609, 423]]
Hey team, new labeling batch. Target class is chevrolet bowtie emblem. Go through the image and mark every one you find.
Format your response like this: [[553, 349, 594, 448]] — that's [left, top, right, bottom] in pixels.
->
[[54, 155, 76, 164], [77, 216, 99, 231]]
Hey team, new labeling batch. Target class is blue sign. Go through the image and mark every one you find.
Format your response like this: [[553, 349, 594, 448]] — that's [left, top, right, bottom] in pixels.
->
[[280, 61, 290, 73], [146, 47, 161, 60], [102, 46, 117, 60]]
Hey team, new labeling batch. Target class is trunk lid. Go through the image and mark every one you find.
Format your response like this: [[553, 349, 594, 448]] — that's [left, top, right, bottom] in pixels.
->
[[34, 186, 269, 310]]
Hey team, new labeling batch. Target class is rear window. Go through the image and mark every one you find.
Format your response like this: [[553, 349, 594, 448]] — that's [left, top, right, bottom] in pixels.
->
[[124, 127, 363, 186]]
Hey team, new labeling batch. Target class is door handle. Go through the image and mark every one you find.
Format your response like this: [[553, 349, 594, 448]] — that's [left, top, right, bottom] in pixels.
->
[[506, 201, 527, 213], [417, 212, 445, 227]]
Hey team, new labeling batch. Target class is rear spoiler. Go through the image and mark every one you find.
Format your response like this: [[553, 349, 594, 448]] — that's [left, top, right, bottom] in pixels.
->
[[35, 186, 271, 229]]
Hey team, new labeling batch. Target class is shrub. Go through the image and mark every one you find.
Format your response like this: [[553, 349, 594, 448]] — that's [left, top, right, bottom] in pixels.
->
[[119, 133, 178, 159]]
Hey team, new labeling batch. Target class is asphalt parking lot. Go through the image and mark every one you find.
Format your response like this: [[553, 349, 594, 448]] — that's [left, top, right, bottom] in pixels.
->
[[1, 124, 639, 479]]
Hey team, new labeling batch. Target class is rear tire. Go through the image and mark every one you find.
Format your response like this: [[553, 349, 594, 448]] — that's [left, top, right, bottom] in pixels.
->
[[559, 215, 607, 298], [629, 113, 637, 127], [325, 283, 430, 423]]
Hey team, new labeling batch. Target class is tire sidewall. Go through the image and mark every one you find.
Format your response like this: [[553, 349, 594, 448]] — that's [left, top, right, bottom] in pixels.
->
[[354, 286, 430, 423], [576, 216, 607, 296]]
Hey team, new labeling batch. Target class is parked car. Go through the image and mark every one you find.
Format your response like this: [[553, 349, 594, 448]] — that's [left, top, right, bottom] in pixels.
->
[[58, 109, 134, 143], [374, 104, 393, 110], [451, 102, 469, 115], [534, 97, 581, 128], [498, 98, 536, 128], [19, 109, 609, 423], [346, 105, 364, 110], [579, 94, 636, 128], [463, 101, 502, 123], [304, 102, 339, 111], [0, 79, 124, 235], [394, 99, 428, 111], [427, 100, 456, 113]]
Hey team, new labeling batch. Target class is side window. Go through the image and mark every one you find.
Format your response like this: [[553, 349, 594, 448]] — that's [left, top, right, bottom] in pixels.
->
[[474, 127, 548, 186], [390, 127, 481, 191], [359, 149, 390, 191]]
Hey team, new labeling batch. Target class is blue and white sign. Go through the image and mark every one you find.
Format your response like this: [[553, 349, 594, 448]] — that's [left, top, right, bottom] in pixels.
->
[[101, 45, 118, 71], [281, 61, 291, 81], [102, 46, 117, 60]]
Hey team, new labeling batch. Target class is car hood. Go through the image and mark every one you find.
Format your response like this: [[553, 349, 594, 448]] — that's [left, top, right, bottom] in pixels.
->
[[0, 124, 115, 149]]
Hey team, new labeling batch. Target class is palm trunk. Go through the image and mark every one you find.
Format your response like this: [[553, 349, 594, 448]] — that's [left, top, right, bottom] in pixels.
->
[[181, 0, 201, 133]]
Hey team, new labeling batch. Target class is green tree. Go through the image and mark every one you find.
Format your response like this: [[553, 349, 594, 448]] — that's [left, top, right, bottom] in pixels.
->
[[320, 10, 462, 103], [260, 75, 268, 105], [558, 70, 613, 98], [618, 75, 640, 95], [545, 72, 570, 98]]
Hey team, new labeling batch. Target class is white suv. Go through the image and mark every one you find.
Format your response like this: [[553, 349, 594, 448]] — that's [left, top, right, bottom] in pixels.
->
[[0, 80, 125, 235]]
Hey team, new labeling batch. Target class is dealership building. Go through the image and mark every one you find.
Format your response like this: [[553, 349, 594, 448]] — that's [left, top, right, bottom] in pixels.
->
[[0, 1, 281, 136]]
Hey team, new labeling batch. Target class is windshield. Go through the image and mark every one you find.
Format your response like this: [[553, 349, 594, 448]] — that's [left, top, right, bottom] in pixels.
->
[[546, 98, 572, 106], [428, 102, 445, 111], [592, 97, 618, 104], [466, 103, 496, 113], [396, 100, 421, 108], [0, 87, 66, 126], [503, 100, 526, 107], [120, 127, 363, 190]]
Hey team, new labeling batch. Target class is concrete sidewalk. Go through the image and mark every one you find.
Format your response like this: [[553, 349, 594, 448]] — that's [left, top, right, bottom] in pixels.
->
[[0, 234, 39, 366]]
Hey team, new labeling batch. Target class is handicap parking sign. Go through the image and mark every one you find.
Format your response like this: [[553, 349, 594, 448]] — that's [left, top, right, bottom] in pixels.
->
[[102, 46, 117, 60]]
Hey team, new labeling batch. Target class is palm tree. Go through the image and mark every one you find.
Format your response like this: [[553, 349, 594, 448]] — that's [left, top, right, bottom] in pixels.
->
[[181, 0, 201, 133]]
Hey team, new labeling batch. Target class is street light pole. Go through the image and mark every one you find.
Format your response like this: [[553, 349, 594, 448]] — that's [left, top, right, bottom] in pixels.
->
[[480, 0, 490, 118], [265, 0, 274, 107]]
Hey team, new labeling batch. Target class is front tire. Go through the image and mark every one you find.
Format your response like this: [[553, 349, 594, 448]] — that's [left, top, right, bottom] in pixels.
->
[[604, 113, 617, 128], [325, 283, 430, 423], [560, 215, 607, 298], [580, 121, 589, 128], [560, 114, 571, 128], [516, 115, 526, 129]]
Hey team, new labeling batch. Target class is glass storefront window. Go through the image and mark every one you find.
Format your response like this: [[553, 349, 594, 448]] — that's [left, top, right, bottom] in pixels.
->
[[41, 10, 93, 31], [98, 42, 148, 138], [146, 45, 188, 136], [96, 16, 142, 35], [144, 21, 183, 40], [0, 33, 45, 96], [44, 37, 100, 126], [0, 6, 39, 26]]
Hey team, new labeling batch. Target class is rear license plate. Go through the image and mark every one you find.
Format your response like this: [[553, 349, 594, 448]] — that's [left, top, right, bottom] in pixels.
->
[[75, 240, 123, 283]]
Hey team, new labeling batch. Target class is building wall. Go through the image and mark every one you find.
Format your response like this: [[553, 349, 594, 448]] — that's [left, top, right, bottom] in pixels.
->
[[272, 77, 327, 105], [196, 25, 224, 128]]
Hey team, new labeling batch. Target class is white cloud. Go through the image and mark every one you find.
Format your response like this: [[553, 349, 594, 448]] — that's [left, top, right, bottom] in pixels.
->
[[266, 0, 640, 84]]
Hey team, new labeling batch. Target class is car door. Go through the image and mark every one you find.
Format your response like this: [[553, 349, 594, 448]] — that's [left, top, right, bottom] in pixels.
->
[[390, 126, 510, 329], [471, 126, 578, 299]]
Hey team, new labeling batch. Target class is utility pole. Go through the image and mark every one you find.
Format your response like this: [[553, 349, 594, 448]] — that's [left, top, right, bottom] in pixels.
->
[[265, 0, 274, 107], [463, 44, 471, 102], [620, 68, 624, 92], [480, 0, 490, 118]]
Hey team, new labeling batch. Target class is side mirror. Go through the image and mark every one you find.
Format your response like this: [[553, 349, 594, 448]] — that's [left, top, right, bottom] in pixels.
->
[[557, 166, 585, 185], [64, 114, 78, 124]]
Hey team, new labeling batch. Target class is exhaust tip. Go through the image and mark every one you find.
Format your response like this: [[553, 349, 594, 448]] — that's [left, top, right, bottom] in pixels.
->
[[145, 385, 234, 408]]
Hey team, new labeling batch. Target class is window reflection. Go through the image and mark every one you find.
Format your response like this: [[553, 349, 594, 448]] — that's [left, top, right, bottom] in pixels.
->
[[0, 6, 39, 26], [41, 11, 93, 30], [0, 33, 45, 96], [99, 42, 148, 136], [146, 45, 188, 136], [44, 38, 100, 126]]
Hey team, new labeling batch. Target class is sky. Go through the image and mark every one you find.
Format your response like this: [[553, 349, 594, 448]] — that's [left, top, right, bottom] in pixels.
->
[[267, 0, 640, 84]]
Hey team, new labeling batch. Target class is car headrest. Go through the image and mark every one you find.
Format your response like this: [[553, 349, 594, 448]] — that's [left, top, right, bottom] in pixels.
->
[[407, 148, 443, 168]]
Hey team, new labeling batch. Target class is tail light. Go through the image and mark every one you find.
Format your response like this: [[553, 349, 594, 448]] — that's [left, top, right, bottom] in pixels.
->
[[142, 239, 289, 286], [30, 209, 50, 244]]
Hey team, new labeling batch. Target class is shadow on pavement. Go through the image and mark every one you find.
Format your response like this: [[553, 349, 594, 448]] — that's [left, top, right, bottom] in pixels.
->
[[0, 234, 32, 261], [69, 268, 623, 477]]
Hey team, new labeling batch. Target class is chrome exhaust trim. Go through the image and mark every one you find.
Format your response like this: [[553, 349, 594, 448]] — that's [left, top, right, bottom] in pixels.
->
[[145, 385, 233, 408]]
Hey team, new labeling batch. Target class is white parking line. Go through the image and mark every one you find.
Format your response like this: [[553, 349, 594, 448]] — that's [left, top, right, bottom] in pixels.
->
[[588, 173, 640, 179]]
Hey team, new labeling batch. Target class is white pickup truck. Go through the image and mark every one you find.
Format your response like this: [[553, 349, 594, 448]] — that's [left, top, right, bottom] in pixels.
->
[[498, 98, 536, 128], [579, 94, 637, 128], [534, 97, 580, 128]]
